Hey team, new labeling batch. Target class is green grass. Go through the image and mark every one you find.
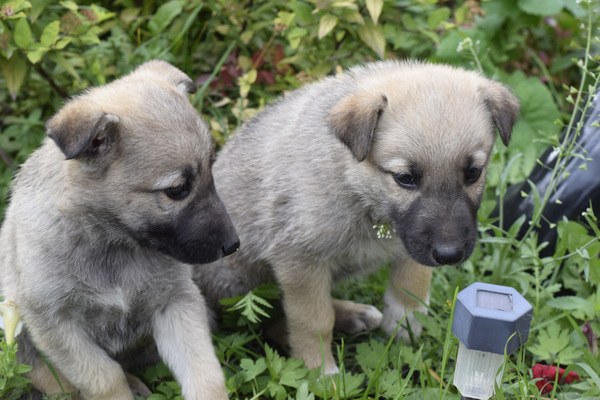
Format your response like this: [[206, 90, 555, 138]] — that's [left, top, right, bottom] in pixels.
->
[[1, 0, 600, 399]]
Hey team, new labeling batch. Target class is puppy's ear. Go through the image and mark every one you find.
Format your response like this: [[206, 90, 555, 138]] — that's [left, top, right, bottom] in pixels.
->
[[480, 82, 520, 146], [46, 102, 120, 160], [328, 92, 388, 162], [135, 59, 197, 95]]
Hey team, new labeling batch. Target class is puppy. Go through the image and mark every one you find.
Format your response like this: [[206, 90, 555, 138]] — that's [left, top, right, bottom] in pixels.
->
[[194, 60, 519, 374], [0, 60, 239, 399]]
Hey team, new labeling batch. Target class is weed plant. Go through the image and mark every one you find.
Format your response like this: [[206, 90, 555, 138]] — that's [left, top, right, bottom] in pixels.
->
[[0, 0, 599, 399]]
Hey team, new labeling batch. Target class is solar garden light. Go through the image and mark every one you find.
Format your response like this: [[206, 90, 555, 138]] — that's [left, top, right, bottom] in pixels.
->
[[452, 282, 533, 400]]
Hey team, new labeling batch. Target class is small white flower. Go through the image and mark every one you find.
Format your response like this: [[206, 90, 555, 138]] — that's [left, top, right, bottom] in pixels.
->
[[373, 223, 394, 239], [457, 37, 473, 54], [0, 300, 23, 345]]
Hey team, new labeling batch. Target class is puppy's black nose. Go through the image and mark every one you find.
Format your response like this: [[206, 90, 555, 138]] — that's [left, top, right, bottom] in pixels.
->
[[432, 246, 464, 265], [222, 238, 240, 256]]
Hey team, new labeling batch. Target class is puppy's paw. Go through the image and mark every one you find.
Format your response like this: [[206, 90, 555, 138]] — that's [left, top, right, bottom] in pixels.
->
[[333, 299, 383, 335], [126, 372, 152, 398], [322, 363, 340, 376], [381, 291, 427, 341]]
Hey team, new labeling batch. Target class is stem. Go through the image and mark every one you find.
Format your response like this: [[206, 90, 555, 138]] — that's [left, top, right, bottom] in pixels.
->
[[543, 237, 599, 264], [157, 4, 204, 59], [439, 286, 459, 400], [239, 0, 254, 39], [518, 5, 598, 245], [33, 63, 68, 99], [535, 263, 540, 312], [251, 30, 276, 70], [497, 150, 507, 233], [469, 46, 483, 74], [529, 50, 564, 111], [0, 147, 14, 171], [192, 40, 237, 112]]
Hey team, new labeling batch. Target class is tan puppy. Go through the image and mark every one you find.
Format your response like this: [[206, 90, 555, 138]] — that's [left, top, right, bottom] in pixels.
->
[[195, 60, 520, 374], [0, 60, 239, 399]]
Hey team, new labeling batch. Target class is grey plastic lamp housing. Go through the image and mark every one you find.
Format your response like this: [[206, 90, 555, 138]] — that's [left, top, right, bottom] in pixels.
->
[[452, 282, 533, 354], [452, 282, 533, 400]]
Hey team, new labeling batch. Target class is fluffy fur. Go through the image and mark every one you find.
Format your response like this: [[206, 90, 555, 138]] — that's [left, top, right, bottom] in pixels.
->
[[194, 61, 519, 374], [0, 60, 238, 399]]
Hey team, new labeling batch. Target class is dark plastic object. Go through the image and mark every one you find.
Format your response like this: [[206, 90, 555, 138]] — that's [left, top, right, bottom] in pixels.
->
[[498, 93, 600, 253], [452, 282, 533, 354]]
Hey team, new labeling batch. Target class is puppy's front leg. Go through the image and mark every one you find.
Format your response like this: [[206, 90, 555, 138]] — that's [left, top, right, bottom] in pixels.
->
[[275, 263, 338, 375], [381, 258, 432, 341], [27, 322, 132, 400], [153, 282, 227, 400]]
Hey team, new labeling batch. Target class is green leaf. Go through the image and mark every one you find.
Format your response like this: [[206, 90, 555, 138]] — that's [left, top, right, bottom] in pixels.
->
[[147, 395, 167, 400], [518, 0, 565, 16], [240, 30, 253, 44], [253, 282, 281, 300], [547, 296, 596, 319], [54, 37, 72, 50], [238, 69, 257, 98], [13, 363, 32, 374], [357, 23, 385, 58], [40, 21, 60, 47], [555, 219, 596, 260], [275, 11, 296, 28], [26, 46, 45, 64], [15, 0, 33, 13], [318, 14, 338, 39], [398, 344, 423, 395], [227, 289, 273, 324], [59, 1, 78, 12], [563, 0, 587, 18], [156, 382, 176, 397], [295, 381, 315, 400], [507, 214, 527, 238], [309, 371, 364, 398], [412, 311, 441, 339], [366, 0, 383, 25], [341, 8, 365, 25], [278, 358, 307, 387], [240, 358, 267, 381], [527, 323, 583, 364], [79, 30, 101, 45], [427, 7, 450, 29], [577, 362, 600, 389], [268, 380, 287, 400], [266, 344, 284, 377], [148, 0, 185, 35], [0, 54, 27, 100], [13, 17, 31, 48], [332, 1, 358, 8], [24, 0, 41, 23], [355, 340, 387, 372], [377, 369, 401, 397], [287, 2, 313, 24], [499, 70, 561, 182], [90, 4, 116, 23], [285, 27, 307, 49], [48, 52, 79, 81], [526, 178, 542, 225]]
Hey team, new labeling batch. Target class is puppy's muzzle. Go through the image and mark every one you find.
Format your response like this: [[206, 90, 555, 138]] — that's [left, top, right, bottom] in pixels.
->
[[394, 192, 479, 267], [139, 189, 239, 265]]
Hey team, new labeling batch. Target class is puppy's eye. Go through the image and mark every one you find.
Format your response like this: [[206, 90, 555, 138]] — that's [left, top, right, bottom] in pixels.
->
[[465, 166, 482, 184], [165, 181, 190, 200], [393, 173, 417, 189]]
